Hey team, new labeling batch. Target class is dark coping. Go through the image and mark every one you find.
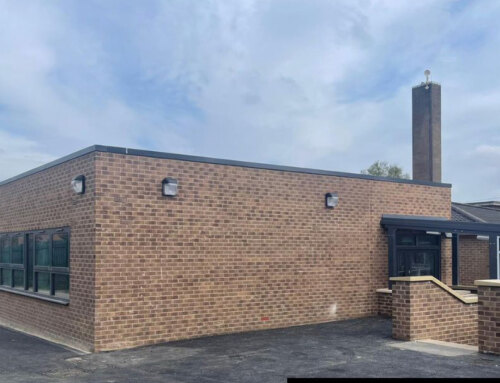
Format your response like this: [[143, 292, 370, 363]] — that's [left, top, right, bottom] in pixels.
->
[[0, 145, 452, 188], [380, 214, 500, 234]]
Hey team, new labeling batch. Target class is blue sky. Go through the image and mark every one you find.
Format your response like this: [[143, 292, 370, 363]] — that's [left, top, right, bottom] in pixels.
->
[[1, 0, 500, 202]]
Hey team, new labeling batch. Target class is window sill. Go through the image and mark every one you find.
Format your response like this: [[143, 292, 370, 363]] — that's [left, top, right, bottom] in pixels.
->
[[0, 286, 69, 305]]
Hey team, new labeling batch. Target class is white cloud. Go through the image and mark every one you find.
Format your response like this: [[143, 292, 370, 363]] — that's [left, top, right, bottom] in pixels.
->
[[474, 145, 500, 157], [0, 1, 191, 170], [0, 0, 500, 201], [0, 130, 55, 180]]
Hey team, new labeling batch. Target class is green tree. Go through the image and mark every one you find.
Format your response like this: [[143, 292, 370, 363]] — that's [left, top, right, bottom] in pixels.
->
[[361, 161, 410, 179]]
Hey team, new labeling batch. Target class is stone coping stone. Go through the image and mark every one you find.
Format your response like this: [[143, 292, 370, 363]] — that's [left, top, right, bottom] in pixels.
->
[[389, 276, 478, 304], [376, 288, 392, 294], [474, 279, 500, 287]]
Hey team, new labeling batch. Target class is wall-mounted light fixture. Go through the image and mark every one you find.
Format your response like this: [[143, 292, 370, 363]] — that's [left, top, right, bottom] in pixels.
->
[[71, 175, 85, 195], [426, 231, 441, 236], [325, 192, 338, 209], [162, 177, 178, 197]]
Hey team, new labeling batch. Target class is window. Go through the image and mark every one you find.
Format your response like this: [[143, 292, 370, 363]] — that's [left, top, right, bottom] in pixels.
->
[[0, 228, 70, 303], [396, 232, 441, 248], [396, 233, 415, 246], [35, 234, 50, 266], [395, 231, 441, 279], [416, 234, 439, 246], [0, 236, 10, 264]]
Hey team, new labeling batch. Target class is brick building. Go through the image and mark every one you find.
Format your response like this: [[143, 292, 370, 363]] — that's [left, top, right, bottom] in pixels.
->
[[451, 201, 500, 285], [1, 78, 499, 352]]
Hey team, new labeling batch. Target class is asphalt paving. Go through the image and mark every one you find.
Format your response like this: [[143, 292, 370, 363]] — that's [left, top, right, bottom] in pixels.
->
[[1, 316, 499, 382]]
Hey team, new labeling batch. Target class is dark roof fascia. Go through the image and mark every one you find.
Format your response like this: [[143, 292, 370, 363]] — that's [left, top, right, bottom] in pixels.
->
[[381, 214, 500, 235], [0, 145, 452, 188]]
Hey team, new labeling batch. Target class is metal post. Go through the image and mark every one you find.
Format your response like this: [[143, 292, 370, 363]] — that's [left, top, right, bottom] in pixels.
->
[[452, 234, 459, 285], [489, 234, 499, 279], [388, 227, 397, 289]]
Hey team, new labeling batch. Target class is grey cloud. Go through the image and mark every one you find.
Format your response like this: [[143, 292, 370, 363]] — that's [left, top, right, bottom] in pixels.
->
[[0, 0, 499, 202]]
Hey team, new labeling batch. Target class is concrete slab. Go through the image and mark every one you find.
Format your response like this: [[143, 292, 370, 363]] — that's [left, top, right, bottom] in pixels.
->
[[387, 339, 478, 357]]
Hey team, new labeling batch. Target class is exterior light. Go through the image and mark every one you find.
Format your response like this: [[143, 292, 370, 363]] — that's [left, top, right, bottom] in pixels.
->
[[162, 177, 178, 197], [71, 175, 85, 195], [426, 231, 441, 236], [477, 235, 489, 241], [444, 232, 452, 238], [325, 192, 338, 209]]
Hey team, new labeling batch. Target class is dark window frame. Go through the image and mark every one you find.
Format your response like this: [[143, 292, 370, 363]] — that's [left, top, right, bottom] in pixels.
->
[[395, 230, 441, 279], [0, 227, 70, 305]]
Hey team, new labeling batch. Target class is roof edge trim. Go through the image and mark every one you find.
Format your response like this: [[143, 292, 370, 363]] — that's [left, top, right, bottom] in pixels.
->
[[0, 145, 453, 188], [381, 214, 500, 234]]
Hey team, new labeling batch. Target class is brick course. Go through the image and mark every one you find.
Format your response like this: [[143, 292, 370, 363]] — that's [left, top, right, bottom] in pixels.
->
[[392, 279, 477, 346], [0, 149, 451, 351], [376, 290, 392, 317], [459, 236, 489, 286]]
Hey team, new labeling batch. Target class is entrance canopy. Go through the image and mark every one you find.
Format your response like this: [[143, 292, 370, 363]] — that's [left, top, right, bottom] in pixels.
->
[[381, 214, 500, 287]]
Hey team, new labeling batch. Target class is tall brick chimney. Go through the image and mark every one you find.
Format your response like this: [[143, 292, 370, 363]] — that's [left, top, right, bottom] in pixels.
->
[[412, 70, 441, 182]]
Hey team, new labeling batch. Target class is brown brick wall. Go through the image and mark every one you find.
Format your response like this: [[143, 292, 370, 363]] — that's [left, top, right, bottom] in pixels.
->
[[459, 236, 489, 286], [392, 282, 410, 339], [441, 237, 453, 286], [93, 152, 451, 351], [0, 150, 452, 352], [0, 154, 96, 351], [376, 290, 392, 317], [477, 284, 500, 354], [392, 280, 477, 346]]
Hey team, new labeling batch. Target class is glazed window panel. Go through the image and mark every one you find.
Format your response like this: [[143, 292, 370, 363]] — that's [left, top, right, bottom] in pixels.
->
[[13, 269, 24, 289], [35, 234, 50, 266], [1, 269, 11, 286], [0, 228, 70, 302], [54, 274, 69, 299], [36, 272, 51, 295], [396, 233, 415, 246], [416, 234, 439, 246], [0, 237, 10, 264], [52, 233, 69, 267], [11, 236, 24, 264]]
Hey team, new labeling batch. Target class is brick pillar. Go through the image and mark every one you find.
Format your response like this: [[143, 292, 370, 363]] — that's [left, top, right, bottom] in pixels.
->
[[391, 281, 410, 340], [476, 280, 500, 354], [441, 237, 453, 286]]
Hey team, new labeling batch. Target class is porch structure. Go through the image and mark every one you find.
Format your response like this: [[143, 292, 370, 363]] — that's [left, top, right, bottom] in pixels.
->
[[381, 214, 500, 288]]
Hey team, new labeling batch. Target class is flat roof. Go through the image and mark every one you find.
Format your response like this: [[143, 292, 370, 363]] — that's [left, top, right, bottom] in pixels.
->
[[0, 145, 452, 188]]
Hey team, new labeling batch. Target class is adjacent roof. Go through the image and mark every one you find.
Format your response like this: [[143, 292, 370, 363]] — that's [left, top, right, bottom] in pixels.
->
[[381, 214, 500, 235], [466, 201, 500, 210], [0, 145, 452, 188], [452, 202, 500, 224]]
